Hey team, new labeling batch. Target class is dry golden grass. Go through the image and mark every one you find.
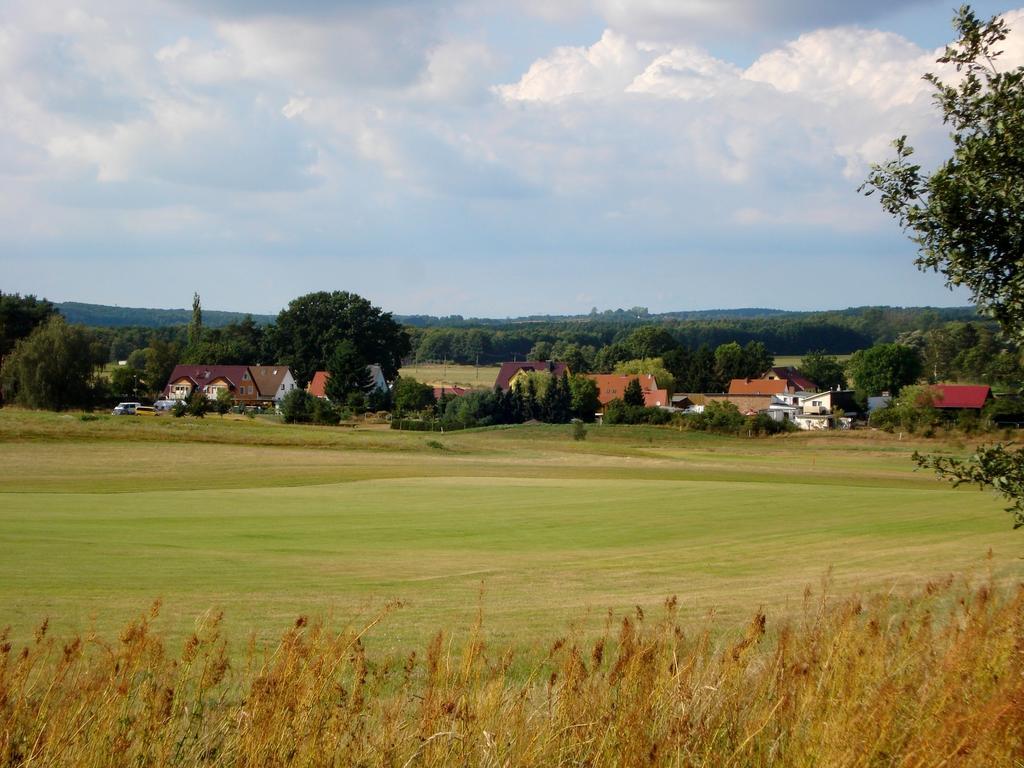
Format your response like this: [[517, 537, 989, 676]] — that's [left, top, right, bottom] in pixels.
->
[[2, 569, 1021, 767]]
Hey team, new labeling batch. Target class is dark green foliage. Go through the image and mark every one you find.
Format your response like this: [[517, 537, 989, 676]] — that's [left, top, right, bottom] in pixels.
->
[[280, 388, 342, 425], [367, 386, 392, 412], [188, 293, 203, 348], [186, 389, 208, 418], [602, 399, 672, 425], [172, 400, 187, 418], [568, 374, 600, 421], [687, 400, 748, 433], [108, 365, 142, 401], [392, 377, 436, 417], [862, 6, 1024, 337], [0, 316, 103, 410], [182, 315, 267, 366], [667, 345, 721, 393], [915, 443, 1024, 528], [0, 292, 56, 360], [214, 388, 233, 416], [714, 341, 773, 383], [625, 326, 678, 359], [903, 321, 1023, 387], [280, 388, 315, 424], [869, 386, 942, 434], [269, 291, 410, 386], [800, 350, 847, 391], [847, 344, 923, 397], [984, 396, 1024, 424], [56, 301, 275, 328], [572, 419, 587, 441], [145, 337, 181, 400], [325, 341, 373, 402], [540, 372, 573, 423], [593, 342, 633, 373], [623, 377, 645, 407], [311, 397, 342, 425]]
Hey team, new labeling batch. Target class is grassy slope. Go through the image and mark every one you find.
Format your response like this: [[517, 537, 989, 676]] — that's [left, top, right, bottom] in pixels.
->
[[0, 409, 1016, 655]]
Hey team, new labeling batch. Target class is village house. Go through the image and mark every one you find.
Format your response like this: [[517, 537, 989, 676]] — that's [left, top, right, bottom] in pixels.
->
[[307, 365, 389, 399], [433, 385, 469, 400], [163, 365, 296, 407], [495, 360, 570, 391], [586, 373, 669, 409]]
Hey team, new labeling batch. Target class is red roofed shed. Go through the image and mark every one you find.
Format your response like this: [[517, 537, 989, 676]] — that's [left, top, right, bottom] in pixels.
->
[[930, 384, 993, 410]]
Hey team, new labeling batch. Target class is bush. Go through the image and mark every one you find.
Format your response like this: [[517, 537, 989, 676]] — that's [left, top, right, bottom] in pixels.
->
[[572, 419, 587, 441], [603, 399, 671, 425], [280, 388, 315, 424], [172, 400, 187, 418], [186, 390, 208, 418], [311, 397, 342, 426]]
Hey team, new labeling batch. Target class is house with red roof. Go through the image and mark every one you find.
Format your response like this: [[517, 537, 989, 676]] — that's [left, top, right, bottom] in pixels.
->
[[433, 385, 469, 400], [306, 365, 389, 400], [587, 373, 669, 408], [930, 384, 993, 411], [163, 364, 296, 407]]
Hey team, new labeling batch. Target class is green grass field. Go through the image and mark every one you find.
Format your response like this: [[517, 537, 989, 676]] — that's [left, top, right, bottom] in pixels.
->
[[399, 362, 497, 389], [773, 353, 853, 368], [0, 409, 1017, 656]]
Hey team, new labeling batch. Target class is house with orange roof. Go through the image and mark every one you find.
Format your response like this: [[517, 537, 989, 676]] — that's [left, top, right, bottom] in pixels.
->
[[307, 365, 389, 400], [586, 373, 670, 410]]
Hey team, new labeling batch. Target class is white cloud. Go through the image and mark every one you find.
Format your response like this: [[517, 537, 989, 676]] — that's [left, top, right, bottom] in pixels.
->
[[495, 30, 654, 102]]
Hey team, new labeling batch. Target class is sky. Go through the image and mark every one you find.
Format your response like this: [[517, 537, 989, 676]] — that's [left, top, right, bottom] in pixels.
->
[[1, 0, 1021, 318]]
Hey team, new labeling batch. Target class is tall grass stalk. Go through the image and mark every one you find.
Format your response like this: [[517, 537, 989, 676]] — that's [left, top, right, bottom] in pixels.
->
[[1, 574, 1021, 766]]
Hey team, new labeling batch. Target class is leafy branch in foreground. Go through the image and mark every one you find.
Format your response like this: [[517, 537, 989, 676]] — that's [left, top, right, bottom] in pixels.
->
[[914, 443, 1024, 528]]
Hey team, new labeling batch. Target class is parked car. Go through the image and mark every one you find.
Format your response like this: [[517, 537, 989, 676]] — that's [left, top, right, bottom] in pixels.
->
[[135, 406, 157, 416], [153, 399, 176, 412], [111, 402, 142, 416]]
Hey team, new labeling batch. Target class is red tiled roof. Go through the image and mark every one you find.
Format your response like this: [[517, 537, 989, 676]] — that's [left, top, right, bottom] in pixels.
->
[[434, 385, 468, 399], [930, 384, 992, 409], [770, 367, 818, 392], [164, 365, 250, 396], [642, 389, 669, 408], [586, 374, 659, 405], [308, 371, 330, 398], [728, 378, 789, 396], [496, 361, 570, 391]]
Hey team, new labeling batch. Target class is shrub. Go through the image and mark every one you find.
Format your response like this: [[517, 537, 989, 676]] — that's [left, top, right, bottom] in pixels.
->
[[280, 388, 315, 424], [572, 419, 587, 441], [311, 398, 342, 426], [186, 390, 209, 418]]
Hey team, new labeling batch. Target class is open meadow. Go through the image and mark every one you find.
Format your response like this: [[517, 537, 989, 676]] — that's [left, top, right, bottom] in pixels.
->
[[0, 408, 1017, 656], [2, 409, 1023, 765], [398, 362, 497, 389]]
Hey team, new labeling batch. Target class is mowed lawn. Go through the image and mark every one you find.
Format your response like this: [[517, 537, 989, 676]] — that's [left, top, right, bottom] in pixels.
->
[[0, 410, 1017, 654]]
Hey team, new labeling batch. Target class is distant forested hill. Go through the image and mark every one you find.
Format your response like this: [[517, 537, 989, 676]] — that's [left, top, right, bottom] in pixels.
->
[[56, 302, 276, 328]]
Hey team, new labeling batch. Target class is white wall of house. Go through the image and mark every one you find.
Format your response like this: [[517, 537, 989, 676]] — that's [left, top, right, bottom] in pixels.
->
[[274, 370, 297, 403]]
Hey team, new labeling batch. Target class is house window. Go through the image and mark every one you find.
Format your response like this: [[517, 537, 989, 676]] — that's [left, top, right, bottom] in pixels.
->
[[242, 373, 250, 381]]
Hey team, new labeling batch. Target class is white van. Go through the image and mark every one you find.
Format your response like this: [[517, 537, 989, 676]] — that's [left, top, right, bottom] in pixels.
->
[[111, 402, 142, 416]]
